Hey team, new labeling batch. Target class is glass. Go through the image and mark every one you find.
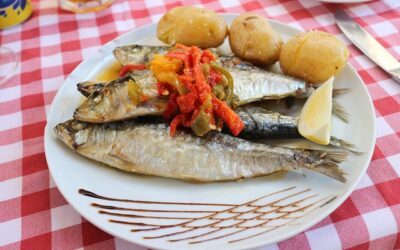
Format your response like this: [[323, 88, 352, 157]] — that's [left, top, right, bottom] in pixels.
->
[[59, 0, 114, 13], [0, 46, 18, 86]]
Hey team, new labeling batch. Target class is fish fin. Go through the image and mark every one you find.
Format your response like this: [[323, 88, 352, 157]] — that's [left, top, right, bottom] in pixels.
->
[[329, 137, 364, 155], [243, 108, 262, 129], [323, 151, 349, 163], [332, 100, 350, 123], [310, 164, 347, 183], [305, 150, 348, 183], [333, 88, 351, 97]]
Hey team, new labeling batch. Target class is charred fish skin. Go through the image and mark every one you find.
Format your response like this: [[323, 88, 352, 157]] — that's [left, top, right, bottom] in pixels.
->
[[54, 119, 347, 183], [73, 73, 167, 123], [235, 106, 300, 139]]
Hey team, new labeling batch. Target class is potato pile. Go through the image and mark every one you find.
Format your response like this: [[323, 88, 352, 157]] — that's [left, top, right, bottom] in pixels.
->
[[157, 8, 349, 84]]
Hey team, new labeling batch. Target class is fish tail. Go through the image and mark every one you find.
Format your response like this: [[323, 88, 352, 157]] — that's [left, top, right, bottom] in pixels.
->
[[333, 88, 350, 97], [332, 88, 351, 123], [305, 150, 348, 183], [310, 164, 347, 183], [329, 137, 364, 155], [332, 100, 350, 123], [323, 151, 349, 163]]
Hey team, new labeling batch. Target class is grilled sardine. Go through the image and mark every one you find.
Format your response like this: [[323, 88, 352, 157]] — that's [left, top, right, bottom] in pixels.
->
[[115, 45, 311, 104], [54, 119, 347, 183], [75, 56, 310, 123], [75, 81, 355, 151], [74, 74, 168, 123], [75, 45, 349, 123]]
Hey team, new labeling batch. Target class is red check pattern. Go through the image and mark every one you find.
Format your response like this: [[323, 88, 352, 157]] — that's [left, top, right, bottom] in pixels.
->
[[1, 0, 399, 249]]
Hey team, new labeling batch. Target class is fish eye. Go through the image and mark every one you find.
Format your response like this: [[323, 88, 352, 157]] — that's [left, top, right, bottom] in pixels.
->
[[92, 91, 103, 103]]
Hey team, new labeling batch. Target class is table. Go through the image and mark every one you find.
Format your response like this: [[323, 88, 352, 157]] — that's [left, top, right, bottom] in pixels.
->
[[1, 0, 399, 249]]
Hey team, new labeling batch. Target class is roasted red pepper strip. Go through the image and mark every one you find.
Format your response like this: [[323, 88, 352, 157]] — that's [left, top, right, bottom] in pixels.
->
[[178, 74, 194, 84], [166, 52, 186, 61], [170, 114, 184, 136], [191, 46, 211, 103], [157, 82, 174, 96], [202, 49, 216, 61], [187, 108, 200, 127], [209, 68, 222, 87], [140, 95, 150, 102], [154, 44, 245, 137], [201, 50, 216, 64], [212, 97, 244, 136], [167, 52, 191, 69], [119, 64, 146, 77], [175, 43, 190, 51], [177, 94, 196, 114], [164, 94, 178, 120]]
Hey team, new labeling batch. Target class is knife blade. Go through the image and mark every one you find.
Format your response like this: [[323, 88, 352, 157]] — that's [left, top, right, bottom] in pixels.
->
[[335, 10, 400, 83]]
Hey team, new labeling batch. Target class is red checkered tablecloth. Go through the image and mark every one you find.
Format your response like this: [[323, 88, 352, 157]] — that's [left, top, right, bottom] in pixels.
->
[[1, 0, 399, 249]]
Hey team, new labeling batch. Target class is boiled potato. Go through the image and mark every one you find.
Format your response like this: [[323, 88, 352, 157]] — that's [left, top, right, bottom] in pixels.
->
[[157, 7, 227, 49], [229, 13, 283, 66], [280, 30, 349, 84]]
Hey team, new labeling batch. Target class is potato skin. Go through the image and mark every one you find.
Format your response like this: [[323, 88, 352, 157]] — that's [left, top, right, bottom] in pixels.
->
[[229, 13, 283, 66], [157, 7, 227, 49], [280, 31, 349, 84]]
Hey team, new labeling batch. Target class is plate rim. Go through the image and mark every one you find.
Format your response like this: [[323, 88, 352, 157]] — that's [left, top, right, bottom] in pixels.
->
[[44, 14, 376, 250]]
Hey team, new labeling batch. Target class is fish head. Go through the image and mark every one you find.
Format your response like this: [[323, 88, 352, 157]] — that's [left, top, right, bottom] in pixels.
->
[[73, 75, 132, 123], [73, 88, 114, 122], [54, 120, 91, 149], [77, 81, 105, 97]]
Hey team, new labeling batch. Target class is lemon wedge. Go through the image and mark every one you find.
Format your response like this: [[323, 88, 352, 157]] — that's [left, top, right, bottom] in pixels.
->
[[298, 77, 334, 145]]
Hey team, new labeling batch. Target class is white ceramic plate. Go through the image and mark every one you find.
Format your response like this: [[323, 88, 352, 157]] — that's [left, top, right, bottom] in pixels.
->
[[45, 14, 375, 250]]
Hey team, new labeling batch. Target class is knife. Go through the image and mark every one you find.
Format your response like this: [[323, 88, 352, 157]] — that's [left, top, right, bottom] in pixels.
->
[[335, 10, 400, 83]]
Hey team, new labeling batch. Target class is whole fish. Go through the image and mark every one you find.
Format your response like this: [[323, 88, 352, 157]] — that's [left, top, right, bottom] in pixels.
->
[[75, 82, 356, 152], [54, 119, 347, 182], [115, 45, 311, 104], [75, 59, 310, 122]]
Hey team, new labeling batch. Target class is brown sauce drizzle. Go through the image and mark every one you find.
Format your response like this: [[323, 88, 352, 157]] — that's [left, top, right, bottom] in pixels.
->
[[92, 203, 215, 213], [78, 187, 334, 244], [79, 189, 235, 206]]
